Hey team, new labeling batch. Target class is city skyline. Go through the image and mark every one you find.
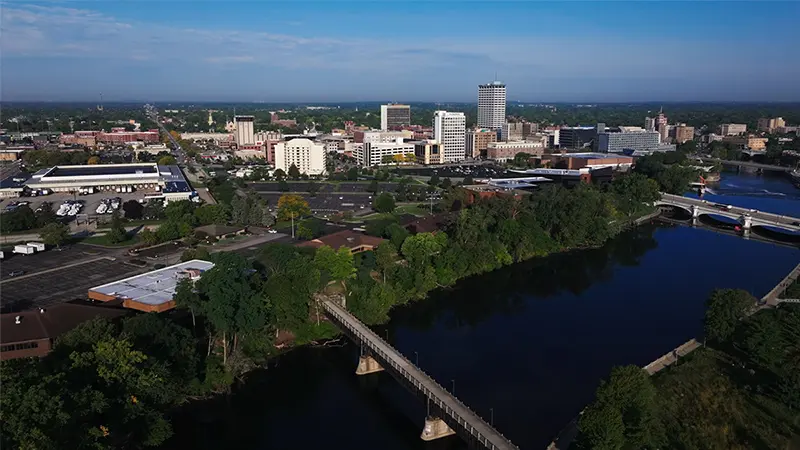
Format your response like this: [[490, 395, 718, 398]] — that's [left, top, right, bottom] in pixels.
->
[[2, 1, 800, 103]]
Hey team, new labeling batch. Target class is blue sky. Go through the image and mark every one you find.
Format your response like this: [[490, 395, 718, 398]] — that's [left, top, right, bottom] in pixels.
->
[[2, 1, 800, 102]]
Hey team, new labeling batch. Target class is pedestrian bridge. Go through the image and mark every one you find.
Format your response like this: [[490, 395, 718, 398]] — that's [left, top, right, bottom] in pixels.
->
[[657, 193, 800, 234], [321, 299, 519, 450]]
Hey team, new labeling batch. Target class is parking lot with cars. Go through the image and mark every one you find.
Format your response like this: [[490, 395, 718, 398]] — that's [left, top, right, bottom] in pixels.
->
[[397, 164, 514, 179], [250, 181, 400, 193], [259, 192, 375, 214], [4, 191, 148, 219]]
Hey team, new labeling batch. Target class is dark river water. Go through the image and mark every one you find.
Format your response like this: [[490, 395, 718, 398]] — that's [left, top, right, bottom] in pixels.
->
[[167, 171, 800, 450]]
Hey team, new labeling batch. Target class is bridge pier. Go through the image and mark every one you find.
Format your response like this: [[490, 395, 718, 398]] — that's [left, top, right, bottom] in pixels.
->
[[691, 205, 700, 218], [420, 417, 456, 441], [355, 355, 384, 375], [740, 214, 753, 230]]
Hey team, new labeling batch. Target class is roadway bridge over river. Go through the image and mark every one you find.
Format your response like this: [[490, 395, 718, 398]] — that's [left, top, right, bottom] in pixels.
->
[[321, 299, 519, 450], [694, 157, 794, 173], [657, 193, 800, 234]]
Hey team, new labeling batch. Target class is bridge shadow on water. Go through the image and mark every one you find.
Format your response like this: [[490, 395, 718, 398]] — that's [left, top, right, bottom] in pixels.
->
[[661, 206, 800, 247]]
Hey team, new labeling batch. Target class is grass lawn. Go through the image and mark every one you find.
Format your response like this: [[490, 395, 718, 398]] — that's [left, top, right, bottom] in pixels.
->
[[394, 204, 429, 216], [80, 234, 141, 247]]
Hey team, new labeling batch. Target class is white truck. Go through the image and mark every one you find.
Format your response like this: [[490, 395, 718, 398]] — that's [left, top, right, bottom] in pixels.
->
[[26, 242, 46, 252], [13, 245, 36, 255]]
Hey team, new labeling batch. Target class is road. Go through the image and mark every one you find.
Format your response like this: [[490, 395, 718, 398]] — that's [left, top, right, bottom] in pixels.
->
[[695, 157, 793, 173], [660, 193, 800, 230], [145, 105, 189, 166]]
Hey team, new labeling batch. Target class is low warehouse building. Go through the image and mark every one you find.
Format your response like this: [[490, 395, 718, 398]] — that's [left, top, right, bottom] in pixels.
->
[[88, 260, 215, 312], [24, 163, 195, 202]]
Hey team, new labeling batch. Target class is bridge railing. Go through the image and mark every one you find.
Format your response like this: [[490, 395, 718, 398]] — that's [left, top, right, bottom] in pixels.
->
[[322, 300, 518, 450]]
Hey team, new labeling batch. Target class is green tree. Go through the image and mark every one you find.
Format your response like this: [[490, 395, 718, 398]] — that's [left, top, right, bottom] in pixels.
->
[[295, 224, 313, 240], [610, 173, 660, 216], [121, 200, 144, 220], [158, 155, 177, 165], [139, 228, 159, 246], [385, 223, 410, 249], [35, 202, 58, 228], [440, 177, 452, 190], [288, 163, 301, 180], [272, 168, 286, 181], [194, 204, 228, 225], [578, 403, 626, 450], [346, 167, 359, 181], [39, 222, 69, 248], [704, 288, 755, 342], [656, 165, 698, 195], [428, 174, 440, 187], [314, 245, 356, 286], [375, 242, 397, 282], [174, 278, 203, 330], [107, 210, 128, 243], [373, 192, 396, 213], [367, 179, 379, 194]]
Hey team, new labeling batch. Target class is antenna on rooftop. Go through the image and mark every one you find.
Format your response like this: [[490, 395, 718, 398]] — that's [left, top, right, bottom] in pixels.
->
[[97, 93, 104, 112]]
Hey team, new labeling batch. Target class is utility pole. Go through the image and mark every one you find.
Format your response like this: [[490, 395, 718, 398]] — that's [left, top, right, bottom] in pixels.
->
[[291, 212, 295, 238]]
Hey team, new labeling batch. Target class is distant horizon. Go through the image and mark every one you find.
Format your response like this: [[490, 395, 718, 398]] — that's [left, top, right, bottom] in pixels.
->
[[4, 100, 800, 107], [2, 1, 799, 102]]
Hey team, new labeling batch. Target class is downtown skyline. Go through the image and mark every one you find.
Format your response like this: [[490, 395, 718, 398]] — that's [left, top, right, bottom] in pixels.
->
[[2, 1, 800, 103]]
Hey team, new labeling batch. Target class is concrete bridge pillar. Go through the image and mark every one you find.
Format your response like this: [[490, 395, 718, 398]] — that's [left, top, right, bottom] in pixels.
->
[[691, 205, 700, 218], [420, 417, 455, 441], [740, 214, 753, 230], [355, 355, 384, 375]]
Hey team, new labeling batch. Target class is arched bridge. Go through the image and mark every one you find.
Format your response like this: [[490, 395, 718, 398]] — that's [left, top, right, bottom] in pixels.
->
[[321, 299, 519, 450], [657, 193, 800, 233]]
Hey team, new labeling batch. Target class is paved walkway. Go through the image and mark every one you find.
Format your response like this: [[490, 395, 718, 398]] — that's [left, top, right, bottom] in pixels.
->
[[322, 300, 518, 450]]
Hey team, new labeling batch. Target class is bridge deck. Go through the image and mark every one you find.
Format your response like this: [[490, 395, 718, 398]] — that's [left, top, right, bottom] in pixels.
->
[[322, 300, 519, 450], [659, 193, 800, 231]]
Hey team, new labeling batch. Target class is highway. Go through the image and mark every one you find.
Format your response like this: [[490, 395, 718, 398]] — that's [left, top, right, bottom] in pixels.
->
[[145, 105, 188, 166], [660, 193, 800, 230]]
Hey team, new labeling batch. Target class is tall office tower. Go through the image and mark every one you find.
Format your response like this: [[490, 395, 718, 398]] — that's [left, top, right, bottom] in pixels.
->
[[380, 104, 411, 131], [234, 115, 255, 146], [433, 111, 466, 162], [478, 81, 507, 131], [655, 108, 669, 143], [644, 117, 656, 132]]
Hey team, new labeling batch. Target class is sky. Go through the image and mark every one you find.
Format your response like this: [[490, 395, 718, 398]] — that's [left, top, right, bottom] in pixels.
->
[[2, 1, 800, 103]]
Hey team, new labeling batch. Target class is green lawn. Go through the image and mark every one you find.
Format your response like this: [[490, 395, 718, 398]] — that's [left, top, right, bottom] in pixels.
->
[[394, 204, 429, 216], [80, 234, 141, 247]]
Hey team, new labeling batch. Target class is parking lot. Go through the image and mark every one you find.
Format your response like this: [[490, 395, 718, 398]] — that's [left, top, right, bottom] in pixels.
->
[[6, 191, 149, 219], [249, 181, 399, 194], [0, 243, 118, 275], [397, 164, 514, 179], [259, 193, 374, 213], [0, 257, 145, 312]]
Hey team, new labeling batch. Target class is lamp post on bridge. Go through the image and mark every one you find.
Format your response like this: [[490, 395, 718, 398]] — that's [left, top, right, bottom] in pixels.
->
[[414, 351, 419, 366], [451, 379, 455, 395], [490, 407, 494, 426]]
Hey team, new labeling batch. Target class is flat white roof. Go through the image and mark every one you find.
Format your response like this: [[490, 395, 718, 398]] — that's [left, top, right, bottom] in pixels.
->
[[89, 260, 214, 306]]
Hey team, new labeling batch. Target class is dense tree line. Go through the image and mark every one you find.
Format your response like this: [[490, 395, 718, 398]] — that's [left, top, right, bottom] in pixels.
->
[[347, 176, 659, 324], [576, 287, 800, 449]]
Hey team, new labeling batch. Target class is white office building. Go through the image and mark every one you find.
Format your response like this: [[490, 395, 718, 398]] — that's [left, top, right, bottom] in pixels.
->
[[360, 130, 414, 144], [234, 116, 255, 146], [274, 138, 327, 176], [357, 139, 416, 167], [596, 129, 675, 154], [433, 111, 466, 162], [478, 81, 507, 131]]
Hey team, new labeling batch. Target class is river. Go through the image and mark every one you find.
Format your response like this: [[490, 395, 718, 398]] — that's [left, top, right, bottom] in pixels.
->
[[166, 170, 799, 450]]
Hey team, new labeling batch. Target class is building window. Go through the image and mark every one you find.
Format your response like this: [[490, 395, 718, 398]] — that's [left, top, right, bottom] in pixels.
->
[[0, 341, 40, 352]]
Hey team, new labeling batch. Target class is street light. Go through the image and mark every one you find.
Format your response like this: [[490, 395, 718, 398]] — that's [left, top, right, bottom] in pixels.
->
[[451, 379, 455, 395], [490, 407, 494, 426], [414, 351, 419, 366]]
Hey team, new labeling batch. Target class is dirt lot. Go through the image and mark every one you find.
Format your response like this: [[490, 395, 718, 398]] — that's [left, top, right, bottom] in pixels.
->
[[0, 257, 145, 312]]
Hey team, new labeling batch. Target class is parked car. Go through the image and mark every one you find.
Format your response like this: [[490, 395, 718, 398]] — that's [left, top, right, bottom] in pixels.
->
[[8, 270, 25, 277]]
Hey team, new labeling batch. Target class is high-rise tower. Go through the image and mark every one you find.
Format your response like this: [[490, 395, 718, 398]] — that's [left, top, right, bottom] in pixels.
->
[[478, 81, 506, 132]]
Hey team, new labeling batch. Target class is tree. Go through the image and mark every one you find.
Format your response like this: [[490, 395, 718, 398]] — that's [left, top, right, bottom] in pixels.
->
[[194, 204, 228, 225], [87, 155, 101, 165], [276, 194, 310, 221], [375, 242, 397, 282], [307, 181, 320, 197], [346, 167, 359, 181], [174, 278, 203, 330], [440, 177, 452, 190], [463, 175, 474, 185], [272, 168, 286, 181], [373, 192, 396, 213], [39, 222, 69, 247], [385, 223, 410, 249], [314, 245, 356, 285], [578, 403, 626, 450], [428, 174, 440, 187], [295, 224, 313, 240], [656, 165, 697, 195], [139, 228, 159, 245], [34, 202, 57, 228], [367, 179, 379, 194], [704, 288, 755, 342], [158, 155, 177, 165], [611, 173, 660, 216], [288, 164, 301, 180], [122, 200, 144, 220], [107, 210, 127, 243]]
